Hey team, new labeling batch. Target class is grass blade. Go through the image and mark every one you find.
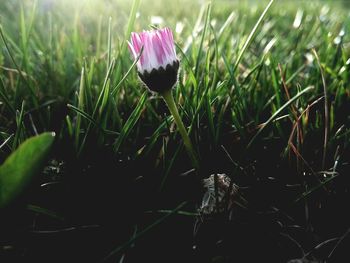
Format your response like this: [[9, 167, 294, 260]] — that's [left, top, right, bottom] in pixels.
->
[[233, 0, 275, 74], [101, 201, 187, 262], [247, 86, 314, 148], [113, 91, 147, 153], [312, 49, 329, 170]]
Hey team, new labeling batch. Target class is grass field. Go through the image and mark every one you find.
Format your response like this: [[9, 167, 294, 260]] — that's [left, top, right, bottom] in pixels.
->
[[1, 0, 350, 262]]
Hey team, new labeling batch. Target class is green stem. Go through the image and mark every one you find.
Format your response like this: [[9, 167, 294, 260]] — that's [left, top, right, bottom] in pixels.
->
[[160, 89, 199, 171]]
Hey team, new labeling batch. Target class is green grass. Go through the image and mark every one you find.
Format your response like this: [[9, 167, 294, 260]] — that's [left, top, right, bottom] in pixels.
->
[[1, 0, 349, 160], [0, 0, 350, 262]]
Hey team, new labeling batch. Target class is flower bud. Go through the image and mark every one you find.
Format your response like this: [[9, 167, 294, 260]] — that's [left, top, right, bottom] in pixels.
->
[[128, 27, 179, 93]]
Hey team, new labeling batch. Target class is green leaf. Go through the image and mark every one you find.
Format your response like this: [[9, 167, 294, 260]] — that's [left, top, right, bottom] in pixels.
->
[[0, 132, 56, 208]]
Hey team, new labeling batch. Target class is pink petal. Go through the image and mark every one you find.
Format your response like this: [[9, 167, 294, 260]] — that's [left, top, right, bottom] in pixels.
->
[[128, 27, 177, 73]]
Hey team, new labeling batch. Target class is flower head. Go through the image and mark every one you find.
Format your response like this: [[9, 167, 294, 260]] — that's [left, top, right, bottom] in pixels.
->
[[128, 27, 179, 93]]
